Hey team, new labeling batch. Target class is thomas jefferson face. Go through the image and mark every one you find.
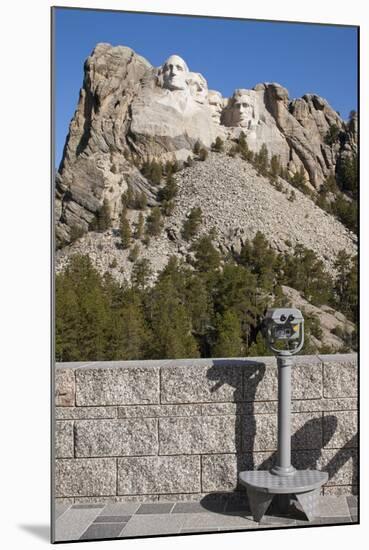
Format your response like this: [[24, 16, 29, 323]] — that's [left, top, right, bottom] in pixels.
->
[[161, 55, 189, 91], [187, 72, 208, 103]]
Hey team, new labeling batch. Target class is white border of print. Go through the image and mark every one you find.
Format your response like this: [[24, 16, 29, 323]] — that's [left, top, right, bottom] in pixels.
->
[[1, 1, 366, 549]]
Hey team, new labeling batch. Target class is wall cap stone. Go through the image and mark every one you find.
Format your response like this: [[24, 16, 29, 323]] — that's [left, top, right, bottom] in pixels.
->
[[56, 354, 357, 371]]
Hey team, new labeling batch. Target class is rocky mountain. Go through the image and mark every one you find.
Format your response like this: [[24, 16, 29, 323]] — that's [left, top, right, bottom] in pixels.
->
[[56, 150, 356, 280], [55, 43, 357, 247], [55, 43, 358, 353]]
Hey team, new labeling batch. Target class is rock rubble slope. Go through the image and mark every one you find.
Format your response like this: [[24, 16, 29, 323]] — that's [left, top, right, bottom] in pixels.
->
[[56, 152, 356, 283]]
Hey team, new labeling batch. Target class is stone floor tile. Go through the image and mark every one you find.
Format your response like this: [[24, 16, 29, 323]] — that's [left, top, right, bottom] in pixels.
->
[[259, 515, 296, 526], [346, 495, 358, 508], [172, 501, 215, 514], [55, 503, 70, 520], [136, 502, 175, 514], [55, 508, 102, 542], [224, 500, 251, 514], [80, 522, 127, 540], [120, 514, 183, 536], [100, 502, 140, 515], [93, 515, 131, 523], [217, 516, 262, 529], [54, 495, 357, 541], [179, 512, 253, 530], [317, 496, 350, 517], [71, 503, 105, 509]]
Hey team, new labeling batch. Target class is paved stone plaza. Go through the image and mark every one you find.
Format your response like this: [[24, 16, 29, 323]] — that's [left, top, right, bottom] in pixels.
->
[[54, 494, 358, 542]]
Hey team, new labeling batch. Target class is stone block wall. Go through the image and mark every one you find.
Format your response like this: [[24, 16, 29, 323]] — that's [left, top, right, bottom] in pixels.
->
[[54, 354, 358, 504]]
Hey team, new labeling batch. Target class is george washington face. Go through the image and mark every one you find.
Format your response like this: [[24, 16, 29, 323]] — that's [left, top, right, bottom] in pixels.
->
[[160, 55, 189, 91]]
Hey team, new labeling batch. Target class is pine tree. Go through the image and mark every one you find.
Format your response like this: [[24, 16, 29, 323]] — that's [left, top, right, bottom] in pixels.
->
[[182, 207, 203, 241], [158, 173, 178, 202], [192, 234, 221, 272], [165, 160, 173, 176], [146, 206, 163, 237], [254, 143, 269, 176], [238, 131, 247, 150], [213, 263, 261, 344], [291, 166, 309, 195], [97, 199, 112, 231], [336, 154, 357, 198], [119, 209, 131, 249], [147, 277, 199, 359], [122, 184, 135, 209], [237, 132, 253, 162], [132, 258, 152, 289], [270, 155, 280, 179], [332, 194, 357, 233], [161, 200, 175, 217], [193, 140, 201, 155], [324, 124, 340, 146], [333, 251, 357, 321], [212, 310, 244, 357], [150, 161, 163, 185], [171, 159, 180, 173], [247, 331, 271, 357], [128, 243, 140, 262], [136, 190, 147, 210], [107, 289, 150, 360], [141, 158, 152, 178], [134, 212, 144, 239], [199, 148, 208, 161], [212, 136, 224, 152], [238, 232, 277, 292], [281, 244, 334, 306], [55, 255, 109, 361]]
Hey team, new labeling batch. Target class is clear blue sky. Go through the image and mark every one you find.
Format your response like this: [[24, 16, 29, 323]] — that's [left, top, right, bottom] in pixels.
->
[[54, 7, 358, 167]]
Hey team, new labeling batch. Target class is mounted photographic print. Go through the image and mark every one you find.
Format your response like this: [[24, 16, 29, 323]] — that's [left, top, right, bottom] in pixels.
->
[[52, 6, 359, 543]]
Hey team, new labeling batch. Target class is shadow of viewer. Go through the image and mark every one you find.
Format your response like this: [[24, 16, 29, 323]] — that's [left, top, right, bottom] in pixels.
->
[[200, 358, 356, 516], [258, 419, 357, 498], [324, 433, 358, 496], [200, 358, 266, 513]]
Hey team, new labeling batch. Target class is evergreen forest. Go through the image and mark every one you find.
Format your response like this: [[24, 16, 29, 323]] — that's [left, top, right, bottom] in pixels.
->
[[55, 232, 357, 362]]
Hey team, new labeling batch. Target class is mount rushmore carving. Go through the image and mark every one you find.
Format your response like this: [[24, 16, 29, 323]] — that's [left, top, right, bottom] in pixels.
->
[[55, 43, 356, 245]]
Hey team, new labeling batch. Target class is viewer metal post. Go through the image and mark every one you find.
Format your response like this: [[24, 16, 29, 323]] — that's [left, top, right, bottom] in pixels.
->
[[239, 308, 328, 522]]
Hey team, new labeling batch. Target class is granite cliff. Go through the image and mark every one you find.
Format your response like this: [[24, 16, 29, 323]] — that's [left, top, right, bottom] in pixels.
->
[[55, 43, 357, 247]]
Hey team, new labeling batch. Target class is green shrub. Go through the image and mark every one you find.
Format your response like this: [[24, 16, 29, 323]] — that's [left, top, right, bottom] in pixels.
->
[[199, 148, 208, 161]]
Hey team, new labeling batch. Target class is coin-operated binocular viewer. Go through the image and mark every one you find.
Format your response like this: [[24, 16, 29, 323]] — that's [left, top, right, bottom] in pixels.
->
[[239, 308, 328, 522]]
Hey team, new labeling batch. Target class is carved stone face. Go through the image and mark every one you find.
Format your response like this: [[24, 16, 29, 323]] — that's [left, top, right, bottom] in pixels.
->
[[207, 90, 224, 123], [223, 89, 257, 128], [232, 90, 254, 127], [187, 72, 208, 104], [160, 55, 189, 91]]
